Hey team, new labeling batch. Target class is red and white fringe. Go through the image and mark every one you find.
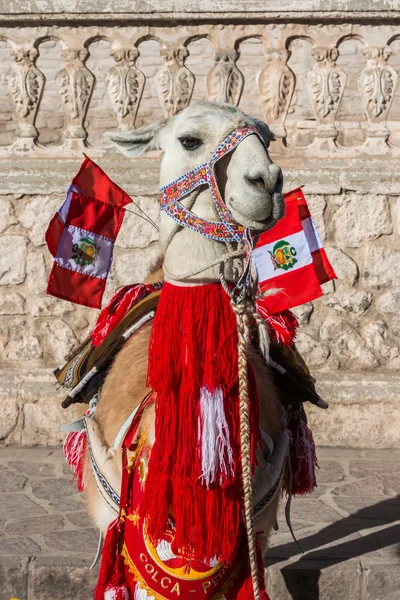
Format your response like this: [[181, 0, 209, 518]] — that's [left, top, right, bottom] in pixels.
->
[[63, 429, 87, 492], [91, 283, 157, 347], [284, 404, 318, 496], [140, 282, 261, 565]]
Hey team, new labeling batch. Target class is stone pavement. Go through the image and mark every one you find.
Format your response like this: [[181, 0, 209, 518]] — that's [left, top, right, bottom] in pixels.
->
[[0, 447, 399, 600]]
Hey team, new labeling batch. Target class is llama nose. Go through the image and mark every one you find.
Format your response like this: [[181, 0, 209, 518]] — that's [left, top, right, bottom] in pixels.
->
[[245, 163, 282, 194]]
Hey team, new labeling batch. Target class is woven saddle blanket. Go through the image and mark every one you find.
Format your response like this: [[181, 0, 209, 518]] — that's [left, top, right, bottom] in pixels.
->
[[55, 281, 324, 411]]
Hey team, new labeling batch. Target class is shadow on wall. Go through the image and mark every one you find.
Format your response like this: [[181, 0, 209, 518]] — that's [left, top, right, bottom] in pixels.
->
[[265, 496, 400, 600]]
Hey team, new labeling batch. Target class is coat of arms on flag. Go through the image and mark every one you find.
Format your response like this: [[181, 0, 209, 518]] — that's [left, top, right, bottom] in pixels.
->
[[45, 156, 132, 309], [253, 187, 336, 314]]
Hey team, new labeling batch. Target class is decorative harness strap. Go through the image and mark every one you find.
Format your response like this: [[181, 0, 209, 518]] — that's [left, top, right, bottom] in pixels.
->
[[160, 125, 264, 246]]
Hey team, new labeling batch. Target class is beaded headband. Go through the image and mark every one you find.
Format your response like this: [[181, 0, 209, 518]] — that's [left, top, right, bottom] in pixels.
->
[[160, 125, 266, 244]]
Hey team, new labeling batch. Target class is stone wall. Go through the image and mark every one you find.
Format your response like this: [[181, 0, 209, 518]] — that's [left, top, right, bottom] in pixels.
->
[[1, 2, 400, 447]]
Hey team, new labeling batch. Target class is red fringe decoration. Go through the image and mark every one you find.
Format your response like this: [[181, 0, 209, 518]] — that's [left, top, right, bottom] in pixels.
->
[[284, 404, 318, 496], [256, 299, 298, 347], [91, 283, 159, 347], [140, 282, 261, 565], [63, 429, 87, 492]]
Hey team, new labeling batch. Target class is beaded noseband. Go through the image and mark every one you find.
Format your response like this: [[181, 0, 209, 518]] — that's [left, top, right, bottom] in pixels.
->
[[160, 125, 267, 245]]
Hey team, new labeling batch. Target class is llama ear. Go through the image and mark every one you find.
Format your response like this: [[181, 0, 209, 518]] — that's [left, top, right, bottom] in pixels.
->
[[104, 121, 165, 158]]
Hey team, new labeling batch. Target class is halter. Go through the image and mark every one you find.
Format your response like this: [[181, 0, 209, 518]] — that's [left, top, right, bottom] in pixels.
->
[[160, 125, 267, 246]]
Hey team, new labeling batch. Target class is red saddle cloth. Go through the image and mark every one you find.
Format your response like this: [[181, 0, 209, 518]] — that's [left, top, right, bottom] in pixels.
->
[[121, 432, 247, 599], [95, 394, 269, 600]]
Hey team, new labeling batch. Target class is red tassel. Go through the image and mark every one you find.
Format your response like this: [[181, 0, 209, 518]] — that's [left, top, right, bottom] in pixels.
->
[[104, 585, 129, 600], [285, 404, 318, 495], [94, 519, 120, 600], [256, 299, 299, 347], [91, 283, 159, 347], [63, 429, 87, 492], [140, 282, 261, 565]]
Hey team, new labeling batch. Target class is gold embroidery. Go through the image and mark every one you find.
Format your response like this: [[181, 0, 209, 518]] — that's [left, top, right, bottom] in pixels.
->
[[127, 510, 140, 527]]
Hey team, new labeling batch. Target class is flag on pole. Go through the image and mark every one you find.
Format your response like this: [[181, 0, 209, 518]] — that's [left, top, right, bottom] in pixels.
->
[[45, 156, 132, 309], [253, 187, 336, 314]]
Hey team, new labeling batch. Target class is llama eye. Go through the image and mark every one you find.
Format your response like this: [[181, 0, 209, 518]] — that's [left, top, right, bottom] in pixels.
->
[[179, 137, 202, 150]]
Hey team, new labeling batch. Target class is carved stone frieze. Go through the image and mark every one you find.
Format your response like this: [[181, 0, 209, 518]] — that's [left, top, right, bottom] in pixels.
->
[[206, 48, 244, 105], [257, 49, 295, 139], [155, 46, 195, 118], [7, 47, 45, 143], [105, 48, 145, 129], [56, 48, 94, 144]]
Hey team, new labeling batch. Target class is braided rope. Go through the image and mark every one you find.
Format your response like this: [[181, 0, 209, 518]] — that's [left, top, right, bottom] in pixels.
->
[[232, 301, 261, 600]]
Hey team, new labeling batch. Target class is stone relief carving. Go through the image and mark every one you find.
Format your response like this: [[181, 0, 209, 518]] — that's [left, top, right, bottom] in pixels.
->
[[257, 49, 295, 139], [206, 48, 244, 105], [307, 46, 346, 149], [105, 48, 145, 129], [155, 46, 195, 118], [7, 48, 45, 143], [56, 48, 94, 145], [358, 46, 398, 122]]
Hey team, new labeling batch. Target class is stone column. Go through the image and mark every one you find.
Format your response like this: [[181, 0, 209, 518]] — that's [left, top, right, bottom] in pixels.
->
[[155, 45, 195, 117], [105, 47, 145, 130], [56, 47, 94, 151], [7, 46, 45, 152], [307, 45, 347, 152], [358, 45, 398, 154]]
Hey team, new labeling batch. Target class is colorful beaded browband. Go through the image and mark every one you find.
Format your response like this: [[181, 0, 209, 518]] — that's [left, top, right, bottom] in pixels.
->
[[160, 125, 265, 244]]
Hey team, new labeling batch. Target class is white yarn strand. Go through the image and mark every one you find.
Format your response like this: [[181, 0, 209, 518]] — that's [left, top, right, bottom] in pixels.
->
[[198, 386, 234, 488], [134, 582, 154, 600]]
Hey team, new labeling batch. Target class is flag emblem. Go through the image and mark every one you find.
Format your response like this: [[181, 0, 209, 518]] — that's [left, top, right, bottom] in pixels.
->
[[253, 187, 336, 314], [71, 237, 100, 268], [269, 240, 298, 271]]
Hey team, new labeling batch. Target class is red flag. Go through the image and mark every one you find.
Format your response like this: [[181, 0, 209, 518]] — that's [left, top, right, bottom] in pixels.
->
[[253, 187, 336, 314], [45, 157, 132, 309]]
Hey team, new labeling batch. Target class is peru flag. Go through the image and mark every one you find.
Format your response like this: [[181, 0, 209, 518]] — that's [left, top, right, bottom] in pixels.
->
[[45, 156, 132, 309], [253, 187, 336, 314]]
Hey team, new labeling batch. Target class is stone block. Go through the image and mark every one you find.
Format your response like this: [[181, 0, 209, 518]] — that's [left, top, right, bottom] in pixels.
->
[[366, 565, 400, 600], [0, 537, 42, 555], [319, 315, 378, 368], [28, 558, 99, 600], [0, 235, 27, 285], [331, 194, 392, 248], [42, 529, 98, 553], [0, 556, 28, 600], [40, 318, 77, 363], [326, 289, 372, 316], [16, 195, 62, 246], [26, 249, 49, 294], [0, 398, 19, 440], [4, 319, 42, 360], [362, 321, 398, 361], [0, 290, 26, 314], [363, 246, 400, 287], [0, 493, 46, 521], [21, 402, 67, 446], [295, 332, 330, 368], [0, 196, 17, 233], [309, 374, 400, 447], [0, 467, 26, 492], [325, 246, 358, 287], [31, 295, 75, 317], [376, 290, 400, 313]]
